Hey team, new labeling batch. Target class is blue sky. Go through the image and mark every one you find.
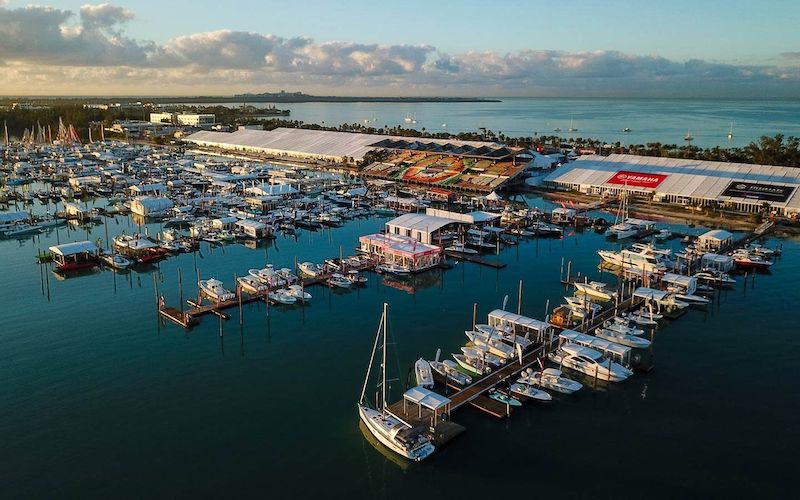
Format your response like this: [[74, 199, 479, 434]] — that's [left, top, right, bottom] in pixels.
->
[[1, 0, 798, 96]]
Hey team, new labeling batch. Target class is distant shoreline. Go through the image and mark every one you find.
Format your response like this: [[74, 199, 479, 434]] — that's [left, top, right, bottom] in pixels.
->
[[0, 95, 501, 104]]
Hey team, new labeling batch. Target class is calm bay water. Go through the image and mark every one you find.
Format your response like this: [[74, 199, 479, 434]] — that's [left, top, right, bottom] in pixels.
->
[[197, 97, 800, 149], [1, 195, 798, 498]]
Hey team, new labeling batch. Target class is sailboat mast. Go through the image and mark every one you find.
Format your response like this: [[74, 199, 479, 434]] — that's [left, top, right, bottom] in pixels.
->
[[381, 302, 388, 412], [359, 310, 384, 404]]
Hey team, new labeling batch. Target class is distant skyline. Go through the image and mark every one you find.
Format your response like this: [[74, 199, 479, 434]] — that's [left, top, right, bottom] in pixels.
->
[[1, 0, 799, 97]]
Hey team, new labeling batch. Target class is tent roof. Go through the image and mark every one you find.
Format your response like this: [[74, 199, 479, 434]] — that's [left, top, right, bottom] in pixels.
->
[[403, 386, 451, 410], [49, 240, 98, 256]]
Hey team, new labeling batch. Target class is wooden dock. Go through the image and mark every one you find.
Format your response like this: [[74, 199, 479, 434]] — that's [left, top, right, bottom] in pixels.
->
[[444, 250, 506, 268]]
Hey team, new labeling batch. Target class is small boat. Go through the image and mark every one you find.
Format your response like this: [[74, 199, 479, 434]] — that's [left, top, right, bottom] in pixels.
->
[[603, 316, 645, 337], [694, 269, 736, 287], [328, 273, 352, 288], [574, 281, 616, 301], [465, 330, 516, 360], [414, 359, 434, 388], [460, 346, 504, 367], [199, 278, 236, 302], [347, 270, 368, 286], [474, 324, 533, 350], [100, 253, 131, 270], [298, 261, 324, 277], [684, 129, 694, 141], [548, 343, 633, 382], [452, 353, 491, 376], [287, 284, 312, 301], [731, 250, 773, 270], [268, 288, 297, 304], [508, 382, 552, 402], [445, 242, 478, 254], [376, 263, 411, 276], [430, 357, 472, 386], [623, 127, 631, 133], [595, 328, 652, 349], [237, 275, 269, 295], [518, 368, 582, 395], [488, 389, 522, 407], [624, 308, 661, 327], [564, 296, 603, 318]]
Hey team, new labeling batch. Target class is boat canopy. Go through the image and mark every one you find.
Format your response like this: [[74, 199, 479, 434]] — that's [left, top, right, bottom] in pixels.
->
[[559, 330, 631, 360], [661, 273, 695, 288], [487, 309, 551, 334], [49, 240, 98, 256], [403, 386, 451, 411], [633, 287, 671, 301]]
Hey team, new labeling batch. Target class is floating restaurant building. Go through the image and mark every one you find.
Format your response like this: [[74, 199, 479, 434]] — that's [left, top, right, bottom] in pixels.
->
[[545, 154, 800, 216], [358, 233, 442, 272]]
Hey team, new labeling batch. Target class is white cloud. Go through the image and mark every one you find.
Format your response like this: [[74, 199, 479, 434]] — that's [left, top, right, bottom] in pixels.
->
[[0, 2, 798, 96]]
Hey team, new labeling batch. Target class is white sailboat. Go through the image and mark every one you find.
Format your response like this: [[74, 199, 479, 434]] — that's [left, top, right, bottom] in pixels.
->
[[358, 304, 435, 461]]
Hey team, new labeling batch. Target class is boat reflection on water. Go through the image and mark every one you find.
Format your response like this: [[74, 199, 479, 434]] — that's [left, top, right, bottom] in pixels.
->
[[358, 418, 411, 471], [51, 267, 101, 281], [381, 270, 442, 295]]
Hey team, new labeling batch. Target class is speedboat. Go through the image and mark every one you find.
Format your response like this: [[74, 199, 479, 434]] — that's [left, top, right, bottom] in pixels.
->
[[574, 281, 616, 301], [249, 267, 286, 287], [508, 383, 552, 403], [595, 328, 652, 349], [100, 253, 131, 270], [328, 273, 352, 288], [474, 324, 533, 350], [298, 261, 324, 277], [548, 343, 632, 382], [452, 353, 491, 376], [430, 358, 472, 386], [237, 275, 268, 295], [376, 263, 411, 276], [624, 308, 661, 327], [287, 284, 312, 301], [518, 368, 582, 394], [694, 269, 736, 287], [603, 316, 645, 336], [445, 242, 478, 254], [488, 389, 522, 407], [414, 359, 434, 388], [199, 278, 236, 302], [461, 346, 504, 367], [465, 330, 515, 360], [564, 296, 602, 318], [731, 249, 773, 270], [268, 288, 297, 304]]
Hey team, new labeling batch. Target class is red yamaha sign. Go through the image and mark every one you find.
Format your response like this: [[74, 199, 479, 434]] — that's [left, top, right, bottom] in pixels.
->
[[607, 170, 667, 188]]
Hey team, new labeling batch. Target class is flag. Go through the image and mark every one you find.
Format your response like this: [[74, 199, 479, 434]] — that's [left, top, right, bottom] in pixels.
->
[[560, 201, 566, 209], [569, 200, 575, 208], [158, 295, 165, 309]]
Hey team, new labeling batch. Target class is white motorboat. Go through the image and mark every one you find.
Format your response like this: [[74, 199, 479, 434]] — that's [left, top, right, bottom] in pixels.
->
[[358, 304, 435, 461], [414, 359, 434, 388], [624, 308, 661, 327], [287, 284, 312, 301], [465, 330, 516, 360], [298, 261, 324, 277], [249, 266, 287, 287], [548, 343, 632, 382], [509, 382, 552, 402], [347, 270, 368, 285], [598, 244, 670, 274], [694, 269, 736, 287], [100, 253, 131, 270], [595, 328, 652, 349], [731, 249, 773, 270], [474, 324, 533, 350], [376, 263, 411, 276], [461, 346, 504, 367], [328, 273, 352, 288], [237, 275, 268, 295], [518, 368, 582, 394], [445, 242, 478, 254], [452, 353, 492, 376], [564, 296, 602, 318], [603, 316, 645, 336], [199, 278, 236, 302], [268, 288, 297, 304], [430, 357, 472, 386], [574, 280, 616, 301]]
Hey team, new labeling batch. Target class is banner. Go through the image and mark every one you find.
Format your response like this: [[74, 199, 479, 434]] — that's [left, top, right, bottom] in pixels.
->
[[607, 170, 667, 189], [721, 181, 796, 203]]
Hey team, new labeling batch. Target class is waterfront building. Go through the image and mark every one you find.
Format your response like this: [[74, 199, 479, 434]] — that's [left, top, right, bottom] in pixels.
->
[[696, 229, 734, 252], [150, 113, 215, 128], [385, 213, 463, 245], [358, 233, 442, 272], [545, 153, 800, 217], [130, 196, 175, 217]]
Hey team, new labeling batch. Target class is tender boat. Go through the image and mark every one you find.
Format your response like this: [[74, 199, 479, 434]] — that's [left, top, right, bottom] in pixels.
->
[[298, 261, 324, 277], [237, 275, 269, 295], [488, 389, 522, 407], [430, 357, 472, 386], [358, 304, 435, 461], [574, 281, 616, 301], [603, 316, 645, 336], [465, 330, 516, 360], [414, 359, 434, 388], [595, 328, 652, 349], [508, 382, 552, 402], [199, 278, 236, 302], [287, 284, 312, 301], [376, 263, 411, 276], [460, 346, 504, 367], [452, 353, 491, 376], [564, 296, 603, 318], [100, 253, 131, 270], [268, 288, 297, 304], [518, 368, 582, 394], [328, 273, 352, 288], [548, 343, 633, 382]]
